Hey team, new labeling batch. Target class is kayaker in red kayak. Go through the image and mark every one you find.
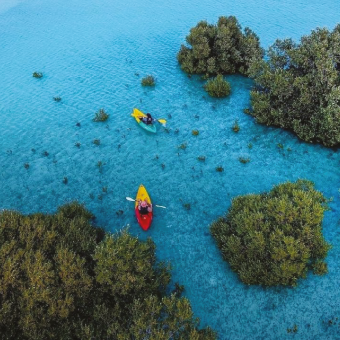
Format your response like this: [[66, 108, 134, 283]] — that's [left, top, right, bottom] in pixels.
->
[[138, 199, 153, 214]]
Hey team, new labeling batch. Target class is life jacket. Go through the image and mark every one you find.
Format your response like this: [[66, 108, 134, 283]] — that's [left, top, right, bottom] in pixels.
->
[[139, 206, 149, 215]]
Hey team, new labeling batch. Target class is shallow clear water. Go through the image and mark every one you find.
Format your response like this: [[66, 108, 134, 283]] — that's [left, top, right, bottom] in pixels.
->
[[1, 0, 340, 338]]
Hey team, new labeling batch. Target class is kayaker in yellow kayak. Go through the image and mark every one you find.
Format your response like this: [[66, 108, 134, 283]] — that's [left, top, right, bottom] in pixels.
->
[[139, 113, 155, 125]]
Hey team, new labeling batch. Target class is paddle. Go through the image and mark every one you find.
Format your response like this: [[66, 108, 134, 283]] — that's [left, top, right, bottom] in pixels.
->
[[126, 197, 167, 209], [157, 119, 167, 126]]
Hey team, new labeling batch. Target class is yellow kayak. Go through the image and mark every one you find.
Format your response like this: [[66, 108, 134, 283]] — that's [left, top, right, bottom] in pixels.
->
[[131, 108, 157, 133]]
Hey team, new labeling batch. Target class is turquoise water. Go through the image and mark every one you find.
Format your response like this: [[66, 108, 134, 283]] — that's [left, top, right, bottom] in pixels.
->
[[1, 0, 340, 338]]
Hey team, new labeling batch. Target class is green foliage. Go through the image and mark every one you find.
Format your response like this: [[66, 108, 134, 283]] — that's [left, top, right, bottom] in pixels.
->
[[183, 203, 191, 210], [216, 166, 224, 172], [210, 180, 331, 286], [249, 25, 340, 147], [141, 75, 155, 86], [204, 75, 231, 98], [93, 108, 109, 122], [178, 142, 187, 150], [93, 139, 101, 146], [97, 161, 104, 173], [197, 155, 206, 161], [0, 203, 216, 340], [232, 119, 240, 132], [177, 16, 264, 76], [192, 129, 200, 136], [324, 317, 339, 327], [33, 72, 43, 78], [287, 324, 298, 334], [239, 157, 250, 163]]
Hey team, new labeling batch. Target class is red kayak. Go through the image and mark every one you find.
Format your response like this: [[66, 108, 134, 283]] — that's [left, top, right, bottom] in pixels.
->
[[135, 184, 153, 231]]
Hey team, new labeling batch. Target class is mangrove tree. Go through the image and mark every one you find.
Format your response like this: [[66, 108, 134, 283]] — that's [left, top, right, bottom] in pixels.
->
[[0, 202, 216, 340], [210, 180, 331, 287], [249, 25, 340, 147], [177, 16, 264, 76]]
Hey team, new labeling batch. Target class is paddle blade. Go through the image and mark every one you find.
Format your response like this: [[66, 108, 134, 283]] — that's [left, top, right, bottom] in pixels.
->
[[126, 197, 136, 202], [157, 119, 167, 125], [155, 205, 166, 209]]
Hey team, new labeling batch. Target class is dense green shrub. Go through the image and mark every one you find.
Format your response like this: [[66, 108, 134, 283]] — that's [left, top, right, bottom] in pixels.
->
[[141, 75, 155, 86], [210, 180, 331, 287], [204, 75, 231, 98], [177, 16, 264, 76], [249, 25, 340, 147], [0, 202, 216, 340], [93, 108, 109, 122]]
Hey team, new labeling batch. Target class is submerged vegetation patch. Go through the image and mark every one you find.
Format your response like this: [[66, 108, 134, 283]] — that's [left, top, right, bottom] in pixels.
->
[[93, 108, 109, 122], [32, 72, 43, 78], [141, 75, 155, 86], [232, 120, 240, 132], [210, 180, 331, 287], [239, 156, 250, 163], [178, 142, 187, 150]]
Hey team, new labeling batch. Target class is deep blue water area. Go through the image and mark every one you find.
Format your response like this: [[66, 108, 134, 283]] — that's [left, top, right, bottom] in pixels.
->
[[1, 0, 340, 338]]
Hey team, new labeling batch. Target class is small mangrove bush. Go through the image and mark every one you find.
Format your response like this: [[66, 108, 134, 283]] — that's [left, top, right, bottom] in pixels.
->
[[32, 72, 43, 78], [93, 108, 109, 122], [232, 120, 240, 132], [249, 25, 340, 147], [141, 75, 155, 86], [239, 157, 250, 163], [0, 202, 216, 340], [210, 180, 331, 287], [177, 16, 264, 76], [204, 75, 231, 98]]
